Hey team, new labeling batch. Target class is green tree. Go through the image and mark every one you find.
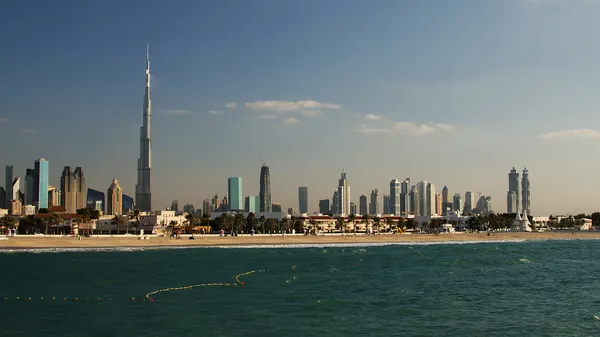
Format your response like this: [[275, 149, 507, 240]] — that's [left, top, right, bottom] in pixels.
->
[[185, 212, 198, 233], [308, 218, 318, 235], [246, 212, 256, 232], [233, 213, 245, 234], [336, 217, 346, 234], [348, 213, 357, 233], [129, 209, 142, 234], [259, 215, 266, 233], [111, 215, 125, 234]]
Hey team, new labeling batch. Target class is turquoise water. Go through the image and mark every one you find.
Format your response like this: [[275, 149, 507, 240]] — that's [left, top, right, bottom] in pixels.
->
[[1, 240, 600, 336]]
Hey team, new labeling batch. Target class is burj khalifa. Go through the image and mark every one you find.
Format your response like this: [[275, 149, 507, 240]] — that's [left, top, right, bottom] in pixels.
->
[[136, 45, 152, 212]]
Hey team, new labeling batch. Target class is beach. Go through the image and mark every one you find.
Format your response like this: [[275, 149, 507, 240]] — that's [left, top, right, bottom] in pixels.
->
[[1, 231, 599, 249]]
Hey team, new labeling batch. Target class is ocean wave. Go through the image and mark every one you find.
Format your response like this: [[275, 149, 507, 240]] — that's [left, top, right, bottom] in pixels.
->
[[0, 239, 536, 254]]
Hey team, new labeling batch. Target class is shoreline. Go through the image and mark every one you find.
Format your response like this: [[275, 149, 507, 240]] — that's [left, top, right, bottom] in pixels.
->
[[1, 231, 599, 250]]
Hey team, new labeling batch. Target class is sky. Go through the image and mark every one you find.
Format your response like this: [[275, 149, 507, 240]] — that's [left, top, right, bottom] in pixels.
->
[[1, 0, 600, 216]]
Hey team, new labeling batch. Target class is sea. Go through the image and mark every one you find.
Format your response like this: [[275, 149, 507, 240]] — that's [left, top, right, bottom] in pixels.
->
[[1, 239, 599, 336]]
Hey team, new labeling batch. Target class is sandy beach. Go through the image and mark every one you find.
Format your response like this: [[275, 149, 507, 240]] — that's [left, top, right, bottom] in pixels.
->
[[1, 231, 599, 249]]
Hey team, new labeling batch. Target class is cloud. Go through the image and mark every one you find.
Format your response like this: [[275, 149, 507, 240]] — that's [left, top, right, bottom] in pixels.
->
[[20, 128, 38, 134], [301, 110, 323, 118], [282, 117, 300, 126], [354, 122, 456, 136], [225, 102, 237, 110], [0, 117, 6, 123], [164, 109, 190, 115], [364, 113, 383, 121], [208, 110, 222, 115], [539, 128, 600, 139], [245, 100, 342, 112], [258, 114, 279, 119]]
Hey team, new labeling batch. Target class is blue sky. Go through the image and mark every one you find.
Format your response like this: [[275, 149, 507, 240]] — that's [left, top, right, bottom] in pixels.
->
[[1, 0, 600, 215]]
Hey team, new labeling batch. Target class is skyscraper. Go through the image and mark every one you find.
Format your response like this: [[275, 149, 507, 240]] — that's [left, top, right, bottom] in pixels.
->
[[369, 189, 379, 215], [5, 165, 13, 208], [25, 168, 35, 205], [426, 182, 435, 216], [298, 186, 308, 213], [389, 179, 401, 215], [521, 167, 530, 215], [228, 177, 243, 211], [435, 193, 442, 216], [86, 188, 105, 212], [34, 158, 49, 209], [245, 196, 259, 213], [171, 200, 179, 212], [60, 166, 86, 213], [359, 195, 367, 215], [107, 178, 123, 215], [400, 178, 411, 214], [319, 199, 330, 214], [136, 45, 152, 212], [383, 194, 390, 214], [464, 191, 475, 214], [416, 181, 428, 216], [453, 193, 463, 214], [11, 177, 20, 203], [338, 170, 350, 215], [259, 164, 271, 212], [350, 202, 357, 215], [202, 199, 212, 215], [507, 167, 520, 213]]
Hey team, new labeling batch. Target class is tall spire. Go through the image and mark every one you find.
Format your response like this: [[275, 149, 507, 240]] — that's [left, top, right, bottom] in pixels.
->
[[136, 45, 153, 212]]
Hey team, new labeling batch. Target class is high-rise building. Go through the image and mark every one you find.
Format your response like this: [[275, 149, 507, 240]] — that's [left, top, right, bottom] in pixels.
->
[[464, 191, 474, 214], [441, 186, 452, 214], [122, 194, 134, 214], [48, 186, 60, 208], [183, 204, 195, 214], [298, 186, 308, 213], [5, 165, 13, 208], [476, 196, 492, 215], [86, 188, 105, 212], [272, 203, 282, 213], [319, 199, 330, 214], [435, 193, 442, 216], [426, 182, 435, 216], [508, 167, 520, 213], [507, 191, 517, 214], [228, 177, 243, 211], [202, 199, 212, 215], [338, 170, 350, 215], [106, 178, 123, 215], [369, 189, 378, 215], [220, 195, 229, 212], [0, 187, 5, 209], [416, 181, 428, 216], [25, 169, 35, 205], [383, 194, 390, 214], [400, 178, 411, 214], [350, 202, 357, 215], [389, 179, 401, 215], [359, 195, 367, 215], [60, 166, 86, 213], [9, 199, 21, 216], [34, 158, 49, 209], [11, 177, 20, 203], [245, 196, 260, 213], [171, 200, 179, 212], [411, 186, 420, 216], [212, 194, 221, 212], [521, 168, 530, 215], [259, 164, 271, 212], [453, 193, 463, 214], [332, 190, 340, 214], [136, 45, 153, 212]]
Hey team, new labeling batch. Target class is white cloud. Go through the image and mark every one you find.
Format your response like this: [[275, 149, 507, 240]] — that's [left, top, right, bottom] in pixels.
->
[[20, 128, 38, 134], [355, 121, 456, 136], [364, 113, 383, 121], [208, 110, 222, 115], [245, 100, 342, 112], [539, 128, 600, 139], [301, 110, 323, 118], [164, 109, 190, 115], [0, 117, 6, 123], [282, 117, 300, 126], [258, 114, 279, 119], [225, 102, 237, 109]]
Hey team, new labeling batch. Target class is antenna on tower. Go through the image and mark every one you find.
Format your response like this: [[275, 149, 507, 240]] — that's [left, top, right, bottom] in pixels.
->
[[146, 44, 149, 60], [259, 153, 265, 166]]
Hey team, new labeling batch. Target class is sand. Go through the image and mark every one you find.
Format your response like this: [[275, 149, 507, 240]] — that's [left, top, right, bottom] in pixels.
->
[[1, 231, 599, 249]]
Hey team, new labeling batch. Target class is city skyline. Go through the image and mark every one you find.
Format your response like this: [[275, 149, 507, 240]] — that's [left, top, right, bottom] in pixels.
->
[[2, 1, 600, 215]]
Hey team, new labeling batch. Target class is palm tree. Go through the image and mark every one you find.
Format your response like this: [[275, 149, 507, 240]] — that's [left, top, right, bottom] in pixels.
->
[[308, 218, 318, 235], [374, 216, 382, 233], [111, 215, 125, 235], [336, 217, 346, 234], [233, 213, 245, 234], [384, 217, 394, 233], [259, 215, 266, 233], [49, 213, 62, 235], [129, 209, 141, 234], [246, 212, 256, 232], [348, 213, 357, 233], [362, 214, 370, 234], [185, 212, 198, 234]]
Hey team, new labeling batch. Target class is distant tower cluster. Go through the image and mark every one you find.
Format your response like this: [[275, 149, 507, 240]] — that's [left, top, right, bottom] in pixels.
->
[[507, 167, 530, 215]]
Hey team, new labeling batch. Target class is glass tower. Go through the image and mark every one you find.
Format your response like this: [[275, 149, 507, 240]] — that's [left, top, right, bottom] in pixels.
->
[[228, 177, 243, 211], [35, 158, 49, 209]]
